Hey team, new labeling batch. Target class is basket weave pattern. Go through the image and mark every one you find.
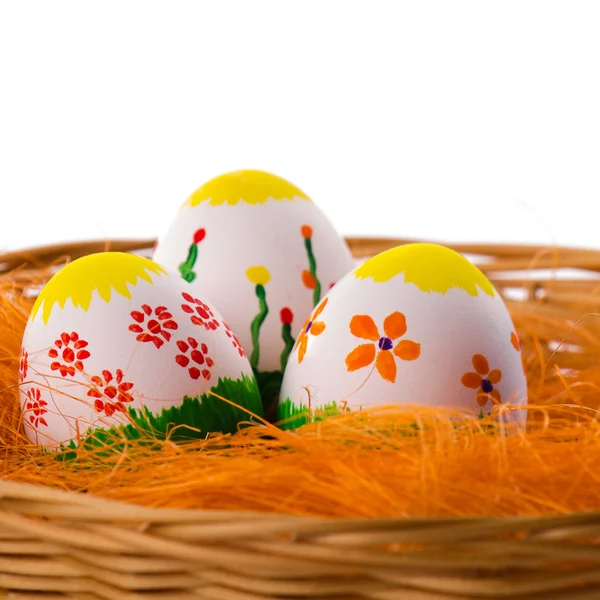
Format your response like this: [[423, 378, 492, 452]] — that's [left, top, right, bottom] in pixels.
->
[[1, 237, 600, 599]]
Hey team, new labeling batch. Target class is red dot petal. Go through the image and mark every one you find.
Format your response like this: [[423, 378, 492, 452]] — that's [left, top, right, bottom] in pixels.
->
[[176, 355, 190, 367], [191, 350, 205, 365], [62, 348, 75, 363]]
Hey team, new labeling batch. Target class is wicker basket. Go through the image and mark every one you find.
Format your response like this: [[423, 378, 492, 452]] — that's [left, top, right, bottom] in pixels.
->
[[2, 237, 600, 600]]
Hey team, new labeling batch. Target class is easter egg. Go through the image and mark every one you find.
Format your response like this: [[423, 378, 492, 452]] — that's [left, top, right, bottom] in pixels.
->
[[19, 252, 262, 449], [278, 243, 527, 427], [152, 170, 355, 394]]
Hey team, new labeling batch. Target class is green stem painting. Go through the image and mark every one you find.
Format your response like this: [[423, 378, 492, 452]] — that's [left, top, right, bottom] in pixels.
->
[[304, 237, 321, 307], [280, 323, 295, 371], [249, 284, 269, 371], [179, 243, 199, 282]]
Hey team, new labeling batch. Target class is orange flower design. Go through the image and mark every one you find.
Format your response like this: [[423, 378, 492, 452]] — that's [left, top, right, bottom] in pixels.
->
[[345, 312, 421, 383], [461, 354, 502, 407], [302, 270, 317, 289], [301, 225, 313, 239], [510, 331, 520, 352], [295, 298, 328, 363], [511, 331, 527, 374]]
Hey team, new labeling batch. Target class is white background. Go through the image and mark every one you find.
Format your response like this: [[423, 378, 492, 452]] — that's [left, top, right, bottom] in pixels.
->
[[0, 1, 599, 252]]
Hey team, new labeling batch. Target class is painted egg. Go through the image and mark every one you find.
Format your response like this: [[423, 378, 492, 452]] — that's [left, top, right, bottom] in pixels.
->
[[19, 252, 262, 449], [152, 170, 355, 389], [278, 243, 527, 427]]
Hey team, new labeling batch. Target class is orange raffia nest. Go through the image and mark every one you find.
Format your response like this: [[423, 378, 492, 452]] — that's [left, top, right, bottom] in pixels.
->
[[2, 238, 600, 519]]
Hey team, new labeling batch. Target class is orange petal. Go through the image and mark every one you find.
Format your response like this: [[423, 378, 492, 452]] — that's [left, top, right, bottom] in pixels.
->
[[472, 354, 489, 375], [488, 369, 502, 384], [349, 315, 379, 341], [345, 344, 376, 372], [310, 321, 326, 336], [491, 389, 502, 404], [394, 340, 421, 361], [476, 392, 489, 407], [383, 311, 407, 340], [302, 270, 317, 289], [510, 331, 521, 352], [313, 297, 329, 319], [376, 350, 397, 383], [461, 372, 482, 389], [297, 336, 308, 364], [294, 325, 308, 350], [301, 224, 313, 239]]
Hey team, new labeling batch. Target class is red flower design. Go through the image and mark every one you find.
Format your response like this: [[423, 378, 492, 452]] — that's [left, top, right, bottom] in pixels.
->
[[19, 347, 29, 381], [88, 369, 135, 417], [129, 304, 178, 349], [193, 228, 206, 245], [224, 322, 245, 358], [280, 308, 293, 325], [181, 292, 220, 331], [48, 332, 91, 377], [175, 337, 214, 380], [25, 388, 48, 428]]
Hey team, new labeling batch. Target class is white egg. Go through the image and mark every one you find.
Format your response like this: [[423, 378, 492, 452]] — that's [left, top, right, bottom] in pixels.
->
[[19, 252, 262, 449], [279, 243, 527, 427], [152, 170, 355, 379]]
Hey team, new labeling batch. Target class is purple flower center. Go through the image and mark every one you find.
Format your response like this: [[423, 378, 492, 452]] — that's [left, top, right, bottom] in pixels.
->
[[480, 378, 493, 393], [378, 336, 393, 351], [306, 321, 313, 333]]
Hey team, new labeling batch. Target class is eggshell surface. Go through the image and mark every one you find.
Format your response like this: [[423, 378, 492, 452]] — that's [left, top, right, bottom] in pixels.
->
[[19, 252, 261, 448], [152, 170, 355, 375], [279, 243, 527, 426]]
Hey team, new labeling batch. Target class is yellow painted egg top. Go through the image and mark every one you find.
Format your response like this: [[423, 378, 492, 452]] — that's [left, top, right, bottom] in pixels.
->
[[31, 253, 167, 325], [354, 243, 496, 297], [183, 169, 311, 208]]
